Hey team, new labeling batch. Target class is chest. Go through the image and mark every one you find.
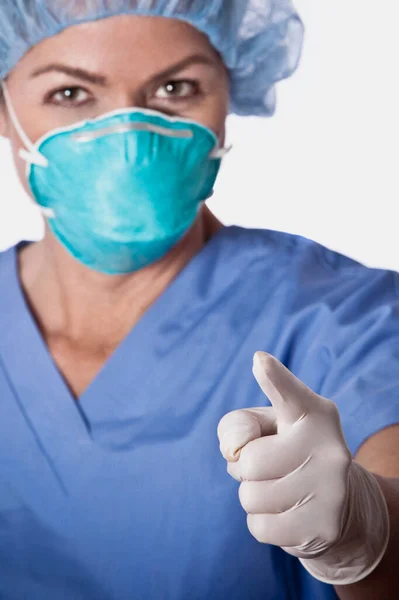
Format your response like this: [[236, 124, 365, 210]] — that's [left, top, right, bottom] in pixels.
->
[[47, 336, 117, 399], [0, 312, 337, 600]]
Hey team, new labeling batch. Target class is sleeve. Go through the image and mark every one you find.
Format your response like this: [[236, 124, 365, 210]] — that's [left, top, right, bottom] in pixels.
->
[[313, 260, 399, 457]]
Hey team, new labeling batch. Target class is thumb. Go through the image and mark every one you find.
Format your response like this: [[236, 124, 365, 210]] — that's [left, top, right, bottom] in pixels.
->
[[217, 406, 277, 462], [252, 352, 318, 430]]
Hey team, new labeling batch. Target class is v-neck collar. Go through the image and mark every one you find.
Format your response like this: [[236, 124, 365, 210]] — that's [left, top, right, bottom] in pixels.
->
[[0, 226, 247, 450]]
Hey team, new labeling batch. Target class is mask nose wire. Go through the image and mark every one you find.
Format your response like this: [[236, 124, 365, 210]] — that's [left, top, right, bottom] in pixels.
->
[[1, 82, 49, 168], [72, 121, 231, 160]]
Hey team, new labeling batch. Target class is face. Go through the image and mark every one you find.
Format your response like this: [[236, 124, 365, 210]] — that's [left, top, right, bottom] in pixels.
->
[[0, 15, 229, 197]]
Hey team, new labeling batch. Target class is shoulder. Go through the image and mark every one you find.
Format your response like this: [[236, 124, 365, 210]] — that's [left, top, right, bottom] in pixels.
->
[[233, 229, 399, 458], [228, 226, 398, 298]]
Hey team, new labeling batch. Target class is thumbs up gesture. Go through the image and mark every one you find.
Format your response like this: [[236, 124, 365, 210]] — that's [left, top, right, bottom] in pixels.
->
[[217, 352, 390, 585]]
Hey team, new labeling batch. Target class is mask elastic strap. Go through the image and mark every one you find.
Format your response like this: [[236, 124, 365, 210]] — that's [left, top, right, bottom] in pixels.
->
[[1, 83, 54, 218], [210, 144, 232, 159], [1, 82, 48, 168]]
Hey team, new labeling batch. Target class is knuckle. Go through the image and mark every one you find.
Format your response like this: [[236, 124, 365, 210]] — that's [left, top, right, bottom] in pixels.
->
[[217, 411, 236, 433], [218, 409, 245, 430], [328, 446, 352, 473], [227, 461, 242, 482], [247, 515, 268, 544], [322, 520, 341, 546], [239, 448, 258, 480], [239, 438, 267, 480], [238, 482, 255, 513], [321, 398, 340, 418]]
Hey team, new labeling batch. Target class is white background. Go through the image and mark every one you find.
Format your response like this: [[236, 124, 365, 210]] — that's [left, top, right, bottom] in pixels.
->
[[0, 0, 398, 270]]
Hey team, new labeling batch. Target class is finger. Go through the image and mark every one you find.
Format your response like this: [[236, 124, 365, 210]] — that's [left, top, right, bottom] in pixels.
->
[[247, 512, 306, 548], [252, 352, 321, 429], [227, 461, 243, 483], [247, 506, 340, 552], [238, 466, 313, 515], [217, 406, 277, 462], [247, 506, 327, 548], [226, 434, 309, 482]]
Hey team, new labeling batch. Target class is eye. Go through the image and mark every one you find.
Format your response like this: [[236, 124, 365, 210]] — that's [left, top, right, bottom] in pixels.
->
[[154, 80, 200, 100], [47, 87, 92, 107]]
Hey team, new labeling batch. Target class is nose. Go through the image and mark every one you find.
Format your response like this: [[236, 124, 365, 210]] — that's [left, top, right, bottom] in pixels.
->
[[106, 88, 147, 113]]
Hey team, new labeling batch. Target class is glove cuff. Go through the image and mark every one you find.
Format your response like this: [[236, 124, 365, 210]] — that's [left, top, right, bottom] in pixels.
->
[[299, 461, 390, 585]]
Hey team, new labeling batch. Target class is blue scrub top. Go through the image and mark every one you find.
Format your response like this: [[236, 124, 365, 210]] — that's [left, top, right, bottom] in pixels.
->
[[0, 226, 398, 600]]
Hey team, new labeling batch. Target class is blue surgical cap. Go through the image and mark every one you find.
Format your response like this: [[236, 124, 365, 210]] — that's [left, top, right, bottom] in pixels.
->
[[0, 0, 304, 117]]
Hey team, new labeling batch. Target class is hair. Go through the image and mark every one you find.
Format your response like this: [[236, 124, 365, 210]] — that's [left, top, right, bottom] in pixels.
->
[[0, 75, 10, 105]]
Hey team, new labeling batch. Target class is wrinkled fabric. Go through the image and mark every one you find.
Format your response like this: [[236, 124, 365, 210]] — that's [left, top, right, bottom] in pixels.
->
[[0, 0, 304, 116], [0, 225, 399, 599]]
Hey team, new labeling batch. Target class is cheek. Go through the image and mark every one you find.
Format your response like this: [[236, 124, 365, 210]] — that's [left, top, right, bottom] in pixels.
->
[[207, 85, 229, 143], [8, 131, 33, 198], [218, 124, 226, 148], [189, 95, 228, 144]]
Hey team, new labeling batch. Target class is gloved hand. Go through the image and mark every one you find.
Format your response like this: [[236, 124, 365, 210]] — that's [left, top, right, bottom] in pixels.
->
[[217, 352, 390, 585]]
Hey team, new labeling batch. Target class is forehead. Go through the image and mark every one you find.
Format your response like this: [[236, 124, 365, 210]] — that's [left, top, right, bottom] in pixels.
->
[[10, 15, 220, 80]]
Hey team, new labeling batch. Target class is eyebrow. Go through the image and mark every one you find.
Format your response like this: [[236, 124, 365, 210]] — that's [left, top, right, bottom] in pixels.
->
[[148, 54, 219, 84], [30, 64, 108, 85], [29, 54, 219, 86]]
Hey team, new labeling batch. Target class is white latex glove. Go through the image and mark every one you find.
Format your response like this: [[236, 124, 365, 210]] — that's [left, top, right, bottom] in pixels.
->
[[217, 352, 390, 585]]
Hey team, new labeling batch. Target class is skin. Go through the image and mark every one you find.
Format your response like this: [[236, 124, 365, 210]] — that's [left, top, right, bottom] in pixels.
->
[[0, 15, 229, 398]]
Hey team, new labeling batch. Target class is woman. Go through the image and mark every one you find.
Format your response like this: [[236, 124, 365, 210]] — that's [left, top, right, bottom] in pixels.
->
[[0, 2, 398, 599]]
